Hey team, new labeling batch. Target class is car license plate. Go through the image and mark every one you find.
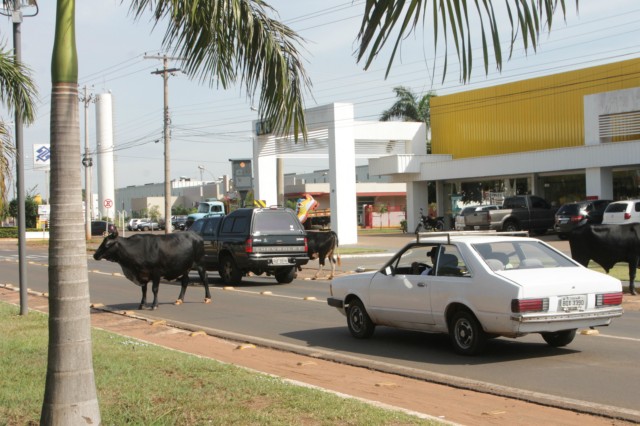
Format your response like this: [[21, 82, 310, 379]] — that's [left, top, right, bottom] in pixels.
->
[[559, 295, 586, 311], [272, 257, 289, 265], [559, 218, 569, 224]]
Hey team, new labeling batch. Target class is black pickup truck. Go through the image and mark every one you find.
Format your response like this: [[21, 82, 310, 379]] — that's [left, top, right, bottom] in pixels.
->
[[188, 207, 309, 284], [464, 195, 557, 234]]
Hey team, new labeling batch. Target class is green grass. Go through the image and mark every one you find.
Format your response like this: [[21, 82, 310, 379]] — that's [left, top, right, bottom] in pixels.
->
[[587, 262, 632, 282], [0, 302, 439, 425]]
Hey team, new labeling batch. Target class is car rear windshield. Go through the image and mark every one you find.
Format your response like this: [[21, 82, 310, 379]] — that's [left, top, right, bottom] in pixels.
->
[[253, 211, 304, 234], [605, 203, 629, 213], [557, 204, 580, 215]]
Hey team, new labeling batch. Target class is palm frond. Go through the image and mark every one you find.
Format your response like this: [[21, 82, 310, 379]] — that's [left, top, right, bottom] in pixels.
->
[[0, 47, 38, 124], [357, 0, 576, 83], [128, 0, 311, 141]]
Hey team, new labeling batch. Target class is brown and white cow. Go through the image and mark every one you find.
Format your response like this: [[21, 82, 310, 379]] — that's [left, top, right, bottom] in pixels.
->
[[305, 230, 340, 280]]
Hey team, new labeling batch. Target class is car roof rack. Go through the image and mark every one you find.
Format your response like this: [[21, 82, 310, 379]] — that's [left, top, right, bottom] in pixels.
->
[[416, 230, 530, 244]]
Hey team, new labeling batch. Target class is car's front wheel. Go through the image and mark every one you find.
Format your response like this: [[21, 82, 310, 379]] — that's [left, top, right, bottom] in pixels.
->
[[541, 329, 576, 347], [449, 310, 486, 355], [220, 255, 242, 284], [347, 299, 375, 339], [274, 266, 296, 284]]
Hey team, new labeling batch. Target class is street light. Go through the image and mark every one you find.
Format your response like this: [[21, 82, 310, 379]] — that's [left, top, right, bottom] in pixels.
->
[[198, 165, 204, 198]]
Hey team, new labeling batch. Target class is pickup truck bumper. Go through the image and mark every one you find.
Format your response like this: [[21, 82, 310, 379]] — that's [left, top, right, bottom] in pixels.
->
[[247, 254, 309, 269]]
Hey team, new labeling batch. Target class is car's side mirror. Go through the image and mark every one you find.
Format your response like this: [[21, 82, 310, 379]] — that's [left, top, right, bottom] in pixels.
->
[[384, 266, 393, 276]]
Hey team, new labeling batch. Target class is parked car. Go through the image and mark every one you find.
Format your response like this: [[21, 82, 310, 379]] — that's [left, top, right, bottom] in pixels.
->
[[135, 220, 160, 231], [454, 205, 501, 231], [127, 218, 149, 231], [554, 199, 612, 239], [91, 221, 117, 236], [172, 215, 188, 231], [327, 233, 623, 355], [602, 200, 640, 224], [464, 195, 557, 234]]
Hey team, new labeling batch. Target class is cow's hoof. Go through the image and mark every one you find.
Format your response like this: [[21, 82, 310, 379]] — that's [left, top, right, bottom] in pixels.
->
[[204, 298, 212, 304], [631, 289, 637, 296], [138, 305, 145, 310], [152, 306, 159, 310], [174, 299, 183, 305]]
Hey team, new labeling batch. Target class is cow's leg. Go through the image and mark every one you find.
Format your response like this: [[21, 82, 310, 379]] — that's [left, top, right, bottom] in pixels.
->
[[151, 279, 160, 310], [629, 259, 638, 296], [197, 264, 211, 303], [313, 258, 324, 280], [139, 283, 148, 310], [175, 274, 189, 305], [328, 254, 336, 280]]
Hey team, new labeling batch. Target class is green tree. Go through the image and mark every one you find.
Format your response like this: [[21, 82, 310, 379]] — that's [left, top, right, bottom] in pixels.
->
[[380, 86, 436, 153], [42, 1, 312, 423], [0, 17, 38, 215], [356, 1, 577, 83], [8, 195, 38, 228]]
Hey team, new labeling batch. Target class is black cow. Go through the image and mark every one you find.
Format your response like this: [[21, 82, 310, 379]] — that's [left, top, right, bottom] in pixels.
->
[[93, 230, 212, 309], [305, 230, 340, 280], [569, 223, 640, 295]]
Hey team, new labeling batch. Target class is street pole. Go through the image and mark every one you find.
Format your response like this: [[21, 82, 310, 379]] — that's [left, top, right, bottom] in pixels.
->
[[81, 85, 94, 240], [146, 54, 181, 235], [13, 0, 26, 315]]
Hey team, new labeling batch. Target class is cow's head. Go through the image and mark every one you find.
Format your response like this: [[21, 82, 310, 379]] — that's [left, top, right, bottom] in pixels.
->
[[93, 229, 119, 261]]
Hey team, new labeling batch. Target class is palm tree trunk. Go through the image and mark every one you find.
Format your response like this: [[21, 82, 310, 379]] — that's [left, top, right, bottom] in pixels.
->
[[41, 1, 100, 424]]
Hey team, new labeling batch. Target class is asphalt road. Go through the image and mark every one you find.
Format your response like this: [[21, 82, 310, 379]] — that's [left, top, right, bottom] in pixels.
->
[[2, 236, 640, 422]]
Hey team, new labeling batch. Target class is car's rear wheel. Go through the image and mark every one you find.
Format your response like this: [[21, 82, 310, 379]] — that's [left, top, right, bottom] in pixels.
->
[[347, 299, 375, 339], [220, 256, 242, 284], [503, 221, 520, 232], [274, 266, 296, 284], [541, 329, 576, 347], [449, 310, 486, 355]]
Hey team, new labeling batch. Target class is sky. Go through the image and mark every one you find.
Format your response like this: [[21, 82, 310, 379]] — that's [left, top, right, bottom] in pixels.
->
[[1, 0, 640, 200]]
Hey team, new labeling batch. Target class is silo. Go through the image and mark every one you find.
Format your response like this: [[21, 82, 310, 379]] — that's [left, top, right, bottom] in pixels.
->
[[96, 92, 116, 220]]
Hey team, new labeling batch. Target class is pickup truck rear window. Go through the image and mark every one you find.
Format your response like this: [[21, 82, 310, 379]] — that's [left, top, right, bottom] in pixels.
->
[[253, 212, 303, 234]]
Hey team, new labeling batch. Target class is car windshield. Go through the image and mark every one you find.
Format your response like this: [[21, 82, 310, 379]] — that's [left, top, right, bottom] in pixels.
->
[[557, 204, 581, 215], [472, 240, 575, 270], [605, 203, 629, 213], [253, 211, 303, 234]]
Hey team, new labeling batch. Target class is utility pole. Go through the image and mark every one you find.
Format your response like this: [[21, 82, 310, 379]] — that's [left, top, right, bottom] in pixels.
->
[[80, 85, 94, 240], [2, 0, 39, 315], [145, 54, 181, 234]]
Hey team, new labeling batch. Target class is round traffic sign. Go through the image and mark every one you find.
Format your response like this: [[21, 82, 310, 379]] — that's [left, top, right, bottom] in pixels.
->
[[103, 199, 113, 208]]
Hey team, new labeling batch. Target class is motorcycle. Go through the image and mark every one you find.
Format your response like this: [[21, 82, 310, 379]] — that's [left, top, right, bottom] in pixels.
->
[[414, 208, 445, 233]]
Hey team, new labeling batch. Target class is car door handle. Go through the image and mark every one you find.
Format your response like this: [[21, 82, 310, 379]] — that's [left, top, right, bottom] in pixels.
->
[[417, 282, 426, 287]]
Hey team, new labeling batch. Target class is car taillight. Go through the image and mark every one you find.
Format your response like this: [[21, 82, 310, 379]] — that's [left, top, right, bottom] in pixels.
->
[[570, 215, 584, 223], [245, 238, 253, 253], [304, 237, 308, 253], [511, 298, 549, 313], [596, 292, 623, 306], [625, 212, 631, 220]]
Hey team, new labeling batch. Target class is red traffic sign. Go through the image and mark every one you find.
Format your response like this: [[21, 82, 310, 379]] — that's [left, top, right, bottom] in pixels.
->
[[103, 199, 113, 209]]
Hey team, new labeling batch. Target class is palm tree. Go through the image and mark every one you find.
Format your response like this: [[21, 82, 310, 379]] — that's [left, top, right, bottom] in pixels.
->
[[0, 42, 37, 215], [356, 0, 577, 83], [380, 86, 436, 153], [42, 0, 312, 423]]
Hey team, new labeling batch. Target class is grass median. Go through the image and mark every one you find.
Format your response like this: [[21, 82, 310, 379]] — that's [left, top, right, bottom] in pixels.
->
[[0, 302, 439, 425]]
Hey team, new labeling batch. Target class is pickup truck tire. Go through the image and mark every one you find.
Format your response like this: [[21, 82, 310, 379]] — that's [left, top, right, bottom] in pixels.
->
[[275, 266, 296, 284], [503, 221, 520, 232], [220, 255, 242, 284]]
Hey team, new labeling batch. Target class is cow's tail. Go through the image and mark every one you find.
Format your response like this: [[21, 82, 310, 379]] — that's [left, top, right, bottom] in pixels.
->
[[333, 231, 341, 266]]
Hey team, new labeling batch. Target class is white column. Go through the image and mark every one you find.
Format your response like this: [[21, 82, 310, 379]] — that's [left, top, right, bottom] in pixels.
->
[[96, 93, 115, 220], [407, 181, 429, 230], [328, 104, 358, 244], [253, 136, 278, 206], [586, 167, 613, 200]]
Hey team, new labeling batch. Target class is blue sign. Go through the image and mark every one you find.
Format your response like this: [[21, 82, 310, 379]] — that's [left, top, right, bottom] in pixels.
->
[[33, 144, 51, 170]]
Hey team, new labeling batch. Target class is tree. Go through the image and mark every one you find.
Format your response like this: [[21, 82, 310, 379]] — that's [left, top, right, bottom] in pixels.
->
[[356, 1, 577, 83], [380, 86, 436, 153], [0, 23, 38, 215], [8, 195, 38, 228], [42, 1, 312, 423]]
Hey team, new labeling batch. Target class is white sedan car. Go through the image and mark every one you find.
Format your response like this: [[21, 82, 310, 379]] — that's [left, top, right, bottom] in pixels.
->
[[327, 233, 624, 355]]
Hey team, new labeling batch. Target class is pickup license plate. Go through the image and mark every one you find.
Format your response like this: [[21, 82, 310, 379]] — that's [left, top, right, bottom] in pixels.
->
[[272, 257, 289, 265], [559, 295, 586, 311], [559, 218, 569, 224]]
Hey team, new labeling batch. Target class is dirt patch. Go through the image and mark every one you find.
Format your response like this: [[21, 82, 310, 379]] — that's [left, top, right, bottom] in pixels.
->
[[1, 287, 636, 426]]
